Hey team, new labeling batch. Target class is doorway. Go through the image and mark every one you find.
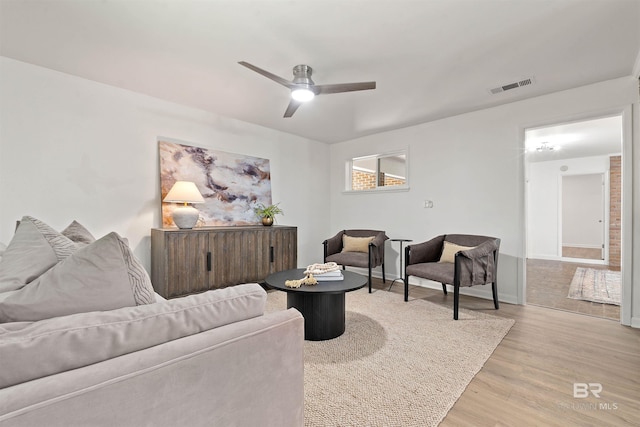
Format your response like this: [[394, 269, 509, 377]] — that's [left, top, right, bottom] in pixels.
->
[[561, 173, 605, 262], [524, 115, 622, 321]]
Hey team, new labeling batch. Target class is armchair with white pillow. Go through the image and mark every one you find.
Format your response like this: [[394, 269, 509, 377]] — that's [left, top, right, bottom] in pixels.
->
[[322, 229, 389, 293], [404, 234, 500, 320]]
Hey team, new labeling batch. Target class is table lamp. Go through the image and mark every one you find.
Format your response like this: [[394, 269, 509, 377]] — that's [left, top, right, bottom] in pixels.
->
[[163, 181, 205, 229]]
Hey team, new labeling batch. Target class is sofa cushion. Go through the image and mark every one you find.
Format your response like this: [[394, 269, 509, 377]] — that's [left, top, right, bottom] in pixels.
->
[[0, 283, 267, 389], [438, 241, 476, 263], [0, 216, 77, 293], [406, 262, 455, 284], [341, 235, 374, 253], [0, 232, 155, 323], [61, 220, 96, 247], [326, 252, 369, 268]]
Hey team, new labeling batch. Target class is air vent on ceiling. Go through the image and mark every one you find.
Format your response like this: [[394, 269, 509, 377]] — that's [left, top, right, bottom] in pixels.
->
[[489, 77, 535, 94]]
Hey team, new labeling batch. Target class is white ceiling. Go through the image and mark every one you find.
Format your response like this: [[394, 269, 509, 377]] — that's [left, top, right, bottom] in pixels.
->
[[525, 115, 623, 163], [1, 0, 639, 144]]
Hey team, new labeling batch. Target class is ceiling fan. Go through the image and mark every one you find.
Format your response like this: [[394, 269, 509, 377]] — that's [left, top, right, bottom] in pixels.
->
[[238, 61, 376, 118]]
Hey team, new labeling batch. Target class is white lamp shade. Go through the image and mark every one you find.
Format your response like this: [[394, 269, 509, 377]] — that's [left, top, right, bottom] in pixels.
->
[[163, 181, 204, 204]]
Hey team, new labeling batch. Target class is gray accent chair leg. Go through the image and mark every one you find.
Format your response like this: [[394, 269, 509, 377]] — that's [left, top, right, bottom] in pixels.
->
[[453, 284, 460, 320], [401, 235, 500, 320]]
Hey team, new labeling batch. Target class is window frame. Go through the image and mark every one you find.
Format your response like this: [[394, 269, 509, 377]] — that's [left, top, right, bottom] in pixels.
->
[[344, 149, 409, 194]]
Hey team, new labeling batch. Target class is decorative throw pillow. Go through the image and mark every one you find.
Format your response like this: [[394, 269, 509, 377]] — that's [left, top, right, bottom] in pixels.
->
[[0, 216, 77, 293], [61, 220, 96, 247], [341, 235, 375, 253], [0, 232, 155, 323], [438, 241, 476, 263]]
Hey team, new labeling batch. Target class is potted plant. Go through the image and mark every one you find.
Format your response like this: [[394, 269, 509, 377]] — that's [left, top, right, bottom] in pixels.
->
[[254, 203, 284, 226]]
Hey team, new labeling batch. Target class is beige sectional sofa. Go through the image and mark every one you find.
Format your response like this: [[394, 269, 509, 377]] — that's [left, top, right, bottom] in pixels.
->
[[0, 217, 304, 426]]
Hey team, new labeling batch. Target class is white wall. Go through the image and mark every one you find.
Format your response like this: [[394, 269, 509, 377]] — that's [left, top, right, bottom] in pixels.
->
[[329, 76, 638, 323], [527, 156, 609, 259], [330, 112, 522, 304], [0, 57, 331, 270], [2, 57, 638, 326]]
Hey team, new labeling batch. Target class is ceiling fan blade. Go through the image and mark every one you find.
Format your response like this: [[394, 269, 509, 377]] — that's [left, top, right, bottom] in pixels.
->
[[238, 61, 293, 88], [283, 99, 302, 118], [315, 81, 376, 95]]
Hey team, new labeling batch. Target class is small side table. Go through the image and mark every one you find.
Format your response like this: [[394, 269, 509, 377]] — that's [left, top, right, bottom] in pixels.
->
[[388, 239, 412, 291]]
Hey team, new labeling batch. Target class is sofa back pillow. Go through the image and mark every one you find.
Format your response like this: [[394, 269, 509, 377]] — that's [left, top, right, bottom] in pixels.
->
[[0, 217, 77, 293], [0, 232, 155, 323], [61, 220, 96, 247], [0, 283, 267, 389], [438, 241, 477, 263], [341, 235, 374, 253]]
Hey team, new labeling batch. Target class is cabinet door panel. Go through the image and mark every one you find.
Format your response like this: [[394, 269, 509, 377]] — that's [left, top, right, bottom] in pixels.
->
[[270, 228, 298, 273], [165, 232, 209, 297], [209, 229, 271, 288], [248, 229, 272, 281]]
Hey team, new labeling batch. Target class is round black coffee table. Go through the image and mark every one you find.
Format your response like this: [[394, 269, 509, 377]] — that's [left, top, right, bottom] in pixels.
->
[[265, 268, 367, 341]]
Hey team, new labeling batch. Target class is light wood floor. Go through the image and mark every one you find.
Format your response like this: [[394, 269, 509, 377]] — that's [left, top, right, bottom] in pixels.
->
[[377, 278, 640, 427], [527, 258, 620, 320], [562, 246, 603, 260]]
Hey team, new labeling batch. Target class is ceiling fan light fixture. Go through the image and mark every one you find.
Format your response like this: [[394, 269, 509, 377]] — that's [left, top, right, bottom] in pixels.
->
[[535, 141, 557, 152], [238, 61, 376, 117], [291, 87, 315, 102]]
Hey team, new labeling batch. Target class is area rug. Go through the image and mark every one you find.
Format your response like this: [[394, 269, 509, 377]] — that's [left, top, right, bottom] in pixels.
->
[[568, 267, 621, 305], [265, 288, 514, 427]]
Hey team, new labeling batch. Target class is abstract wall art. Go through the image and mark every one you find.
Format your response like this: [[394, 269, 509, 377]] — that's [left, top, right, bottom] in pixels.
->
[[159, 140, 272, 227]]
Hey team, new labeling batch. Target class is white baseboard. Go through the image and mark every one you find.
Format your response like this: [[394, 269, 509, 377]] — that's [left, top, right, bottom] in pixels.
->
[[403, 278, 519, 305], [631, 316, 640, 329], [560, 257, 606, 266], [562, 243, 602, 249], [356, 267, 519, 305], [529, 254, 561, 261], [528, 255, 607, 266]]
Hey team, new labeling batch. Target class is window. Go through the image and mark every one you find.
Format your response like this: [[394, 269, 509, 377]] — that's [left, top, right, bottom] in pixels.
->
[[346, 150, 408, 192]]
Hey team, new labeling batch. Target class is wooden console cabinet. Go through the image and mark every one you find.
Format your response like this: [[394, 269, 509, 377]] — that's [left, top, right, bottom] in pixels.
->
[[151, 226, 297, 298]]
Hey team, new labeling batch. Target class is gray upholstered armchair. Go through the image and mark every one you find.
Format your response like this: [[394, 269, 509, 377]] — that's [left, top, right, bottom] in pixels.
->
[[404, 234, 500, 320], [323, 229, 389, 293]]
